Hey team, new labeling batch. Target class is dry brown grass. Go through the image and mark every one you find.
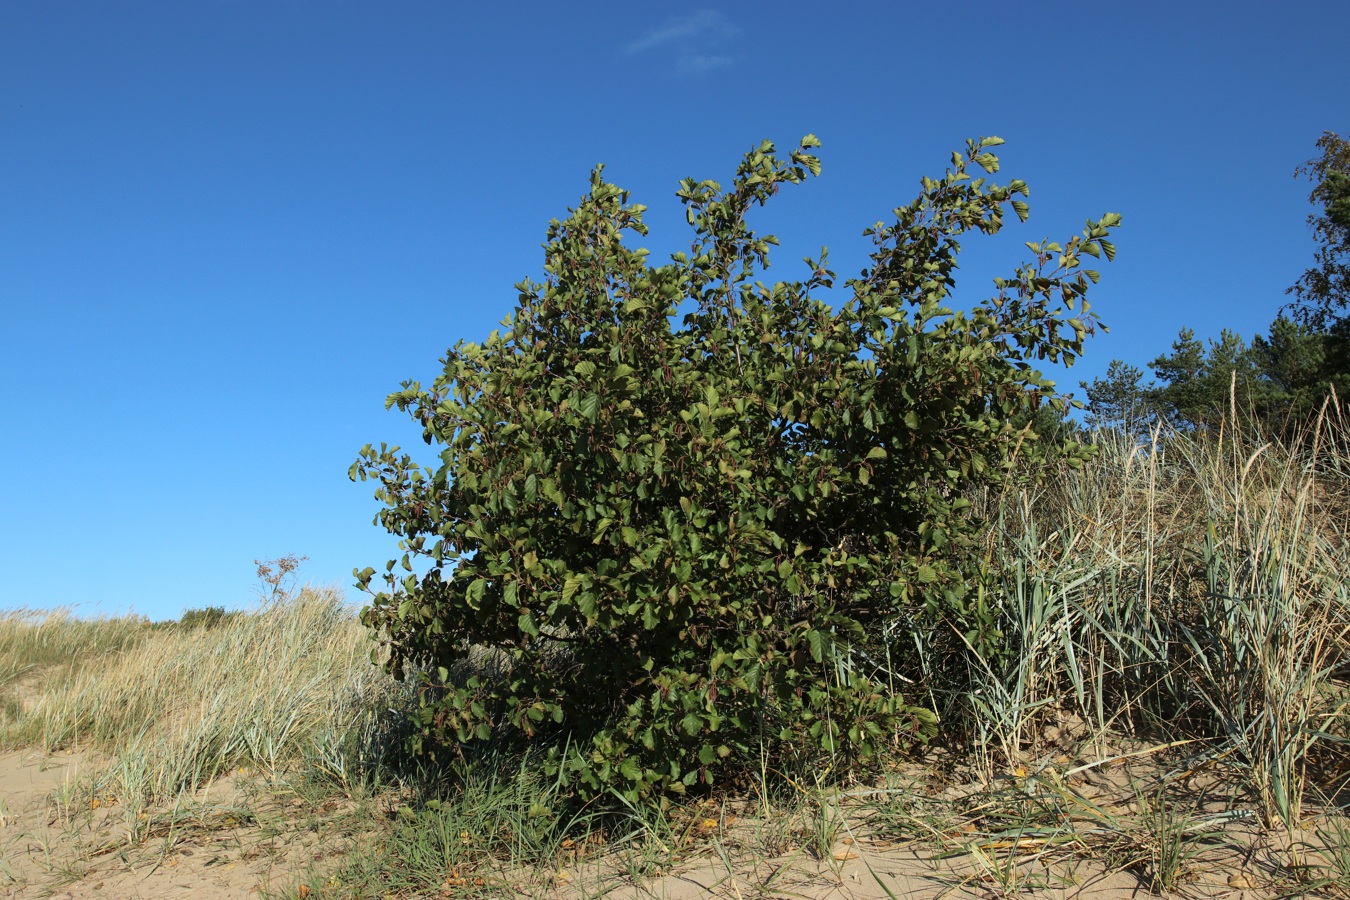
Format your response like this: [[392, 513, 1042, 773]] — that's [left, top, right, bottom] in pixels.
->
[[0, 587, 404, 806]]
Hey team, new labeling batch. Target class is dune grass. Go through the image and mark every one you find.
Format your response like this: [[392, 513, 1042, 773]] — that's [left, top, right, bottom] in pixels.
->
[[959, 403, 1350, 833], [0, 587, 409, 807], [0, 609, 150, 726]]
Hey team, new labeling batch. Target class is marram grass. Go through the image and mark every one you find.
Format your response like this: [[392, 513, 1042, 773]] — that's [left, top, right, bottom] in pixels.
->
[[966, 401, 1350, 829], [0, 587, 405, 804]]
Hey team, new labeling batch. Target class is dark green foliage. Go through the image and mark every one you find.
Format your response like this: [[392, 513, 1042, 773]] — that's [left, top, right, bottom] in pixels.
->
[[1080, 359, 1154, 437], [1147, 328, 1265, 429], [1286, 130, 1350, 396], [1250, 316, 1345, 422], [177, 605, 237, 629], [1289, 130, 1350, 336], [1085, 317, 1341, 437], [353, 136, 1119, 799], [1009, 403, 1084, 447]]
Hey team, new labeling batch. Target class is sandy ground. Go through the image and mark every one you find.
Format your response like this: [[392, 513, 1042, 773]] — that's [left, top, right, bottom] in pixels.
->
[[529, 832, 1262, 900], [0, 746, 1314, 899], [591, 855, 1147, 899], [0, 749, 335, 899]]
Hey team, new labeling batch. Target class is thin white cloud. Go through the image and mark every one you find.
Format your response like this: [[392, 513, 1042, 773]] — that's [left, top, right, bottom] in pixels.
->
[[677, 53, 733, 75], [625, 10, 738, 74]]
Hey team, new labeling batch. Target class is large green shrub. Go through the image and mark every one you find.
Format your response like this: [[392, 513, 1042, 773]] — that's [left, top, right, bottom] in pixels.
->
[[353, 136, 1118, 799]]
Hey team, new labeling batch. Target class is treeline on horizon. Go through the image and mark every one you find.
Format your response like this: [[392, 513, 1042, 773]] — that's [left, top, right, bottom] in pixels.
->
[[1079, 129, 1350, 436]]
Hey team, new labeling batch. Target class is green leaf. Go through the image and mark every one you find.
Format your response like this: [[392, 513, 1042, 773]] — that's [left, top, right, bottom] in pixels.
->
[[579, 393, 600, 420], [806, 629, 824, 664], [466, 578, 486, 609]]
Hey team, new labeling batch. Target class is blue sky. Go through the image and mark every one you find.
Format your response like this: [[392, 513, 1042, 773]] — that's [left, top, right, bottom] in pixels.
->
[[3, 1, 1347, 619]]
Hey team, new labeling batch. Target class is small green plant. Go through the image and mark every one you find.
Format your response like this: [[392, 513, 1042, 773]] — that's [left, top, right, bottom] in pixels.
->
[[177, 605, 229, 629], [1136, 786, 1198, 893], [1299, 814, 1350, 893], [964, 836, 1056, 898], [354, 135, 1119, 800], [329, 749, 599, 897]]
